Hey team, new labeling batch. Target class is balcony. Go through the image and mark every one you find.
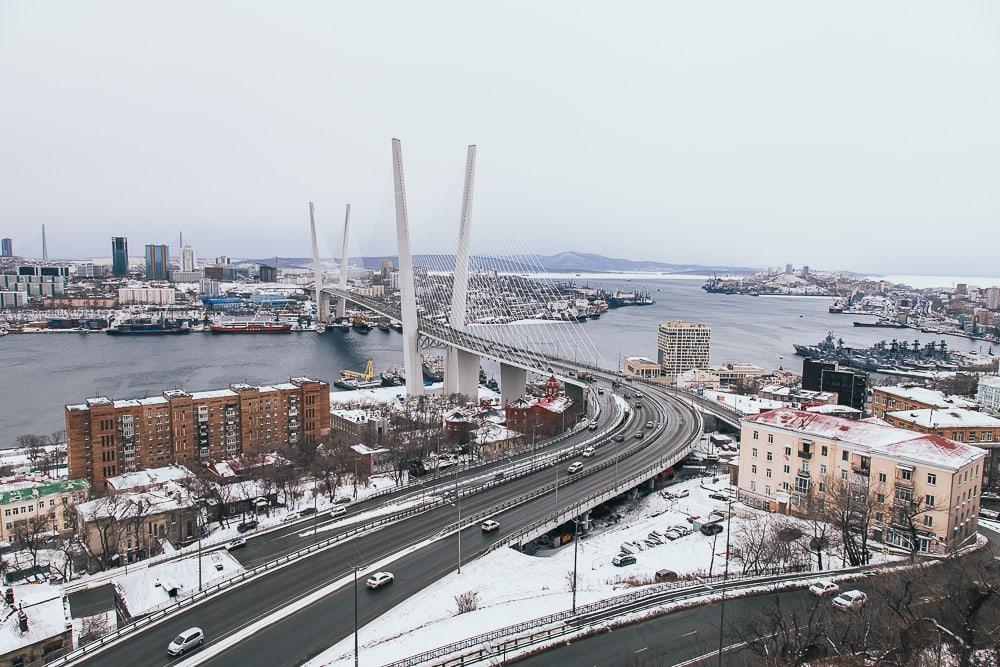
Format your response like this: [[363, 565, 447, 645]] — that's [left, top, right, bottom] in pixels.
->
[[797, 450, 812, 460], [852, 463, 870, 476], [895, 477, 914, 488]]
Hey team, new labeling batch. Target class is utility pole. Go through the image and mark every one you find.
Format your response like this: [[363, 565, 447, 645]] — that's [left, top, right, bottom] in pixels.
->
[[353, 565, 360, 667], [572, 518, 580, 614], [717, 498, 733, 666], [197, 511, 203, 591], [454, 468, 462, 574]]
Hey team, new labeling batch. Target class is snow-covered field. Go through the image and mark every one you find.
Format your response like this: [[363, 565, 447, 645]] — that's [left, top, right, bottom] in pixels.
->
[[305, 476, 834, 667]]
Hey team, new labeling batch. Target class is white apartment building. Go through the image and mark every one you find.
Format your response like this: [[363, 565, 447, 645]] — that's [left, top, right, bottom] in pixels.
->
[[977, 376, 1000, 414], [117, 287, 176, 305], [656, 321, 710, 379], [738, 408, 984, 554]]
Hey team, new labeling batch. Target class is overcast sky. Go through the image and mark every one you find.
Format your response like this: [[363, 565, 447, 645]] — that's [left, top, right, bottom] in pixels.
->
[[1, 2, 998, 275]]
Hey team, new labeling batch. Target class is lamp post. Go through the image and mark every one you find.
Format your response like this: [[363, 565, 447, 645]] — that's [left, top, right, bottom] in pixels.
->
[[353, 565, 360, 667], [572, 517, 580, 614], [717, 497, 733, 666], [197, 510, 203, 591]]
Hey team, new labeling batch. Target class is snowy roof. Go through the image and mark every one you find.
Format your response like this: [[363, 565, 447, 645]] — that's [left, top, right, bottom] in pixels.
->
[[351, 444, 389, 456], [0, 478, 89, 506], [332, 408, 386, 424], [76, 482, 195, 521], [475, 423, 521, 444], [875, 385, 979, 410], [0, 584, 71, 655], [746, 408, 986, 470], [980, 376, 1000, 390], [106, 465, 192, 492], [114, 551, 245, 618], [188, 389, 238, 400], [806, 404, 862, 416], [701, 390, 783, 414], [886, 408, 1000, 430]]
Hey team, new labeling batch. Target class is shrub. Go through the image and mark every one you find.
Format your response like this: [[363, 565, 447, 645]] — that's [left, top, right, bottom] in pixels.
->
[[454, 590, 479, 614]]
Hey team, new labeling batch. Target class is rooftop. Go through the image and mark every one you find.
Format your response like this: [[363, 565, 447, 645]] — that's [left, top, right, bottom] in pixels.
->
[[746, 408, 986, 470], [76, 481, 195, 521], [886, 407, 1000, 430], [874, 385, 979, 410], [0, 478, 89, 506], [106, 465, 192, 492], [114, 551, 244, 618], [0, 584, 71, 656]]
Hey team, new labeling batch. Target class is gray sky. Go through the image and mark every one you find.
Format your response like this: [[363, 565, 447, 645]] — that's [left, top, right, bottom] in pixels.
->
[[2, 1, 998, 275]]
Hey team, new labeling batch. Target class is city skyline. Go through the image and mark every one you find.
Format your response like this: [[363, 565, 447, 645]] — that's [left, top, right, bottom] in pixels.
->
[[2, 2, 999, 275]]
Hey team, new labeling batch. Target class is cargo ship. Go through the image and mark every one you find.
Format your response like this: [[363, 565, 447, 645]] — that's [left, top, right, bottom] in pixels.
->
[[853, 319, 907, 329], [210, 321, 292, 334], [107, 319, 190, 336]]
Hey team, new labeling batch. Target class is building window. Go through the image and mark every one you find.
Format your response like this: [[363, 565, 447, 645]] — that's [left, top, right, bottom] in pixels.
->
[[927, 473, 936, 485], [820, 464, 827, 474], [783, 465, 790, 474], [821, 445, 828, 456], [766, 469, 772, 478], [751, 465, 757, 474], [841, 470, 848, 480], [819, 482, 826, 492], [900, 469, 912, 481], [752, 431, 759, 440], [842, 451, 849, 462], [752, 448, 758, 458], [766, 452, 773, 461], [925, 495, 935, 507], [878, 472, 887, 483], [768, 434, 774, 444], [750, 481, 756, 491], [923, 515, 933, 527]]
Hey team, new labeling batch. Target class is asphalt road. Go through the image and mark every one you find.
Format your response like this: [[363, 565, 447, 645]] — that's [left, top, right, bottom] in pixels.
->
[[77, 384, 700, 667], [67, 389, 614, 619]]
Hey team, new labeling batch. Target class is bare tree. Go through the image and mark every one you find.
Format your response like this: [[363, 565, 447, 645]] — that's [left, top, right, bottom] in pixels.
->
[[819, 473, 886, 567], [11, 515, 51, 570], [14, 433, 47, 468]]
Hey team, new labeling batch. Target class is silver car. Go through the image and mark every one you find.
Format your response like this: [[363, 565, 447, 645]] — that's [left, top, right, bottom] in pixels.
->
[[167, 627, 204, 656]]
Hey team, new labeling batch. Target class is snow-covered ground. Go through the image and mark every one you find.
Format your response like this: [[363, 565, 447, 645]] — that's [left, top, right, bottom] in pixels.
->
[[306, 475, 890, 667]]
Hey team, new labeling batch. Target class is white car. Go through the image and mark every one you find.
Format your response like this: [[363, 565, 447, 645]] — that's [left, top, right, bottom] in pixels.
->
[[832, 589, 868, 610], [567, 462, 584, 474], [481, 519, 500, 533], [646, 421, 654, 428], [224, 538, 247, 551], [167, 627, 204, 656], [329, 505, 348, 518], [581, 446, 596, 458], [366, 572, 395, 589], [808, 579, 840, 597]]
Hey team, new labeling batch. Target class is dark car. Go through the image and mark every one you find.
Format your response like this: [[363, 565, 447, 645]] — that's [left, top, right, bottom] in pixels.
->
[[614, 435, 625, 442], [700, 522, 724, 536], [655, 569, 678, 582], [708, 493, 728, 501], [237, 520, 259, 533], [299, 507, 318, 516]]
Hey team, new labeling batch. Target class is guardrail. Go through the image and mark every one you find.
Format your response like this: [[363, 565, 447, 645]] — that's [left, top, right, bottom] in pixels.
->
[[383, 563, 821, 667], [44, 386, 620, 667]]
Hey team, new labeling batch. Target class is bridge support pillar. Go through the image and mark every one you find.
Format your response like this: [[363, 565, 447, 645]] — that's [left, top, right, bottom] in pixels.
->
[[392, 138, 423, 397], [444, 146, 479, 404], [564, 383, 588, 416], [445, 347, 481, 403], [336, 203, 351, 320], [499, 363, 527, 407], [308, 202, 330, 324]]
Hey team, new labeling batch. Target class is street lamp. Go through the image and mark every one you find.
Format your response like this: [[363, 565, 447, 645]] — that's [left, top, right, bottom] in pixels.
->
[[571, 517, 581, 614], [717, 496, 733, 666], [352, 564, 361, 667]]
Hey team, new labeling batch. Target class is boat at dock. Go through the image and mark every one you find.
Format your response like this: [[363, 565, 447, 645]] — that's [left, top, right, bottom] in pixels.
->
[[210, 321, 292, 334], [853, 319, 907, 329], [107, 319, 191, 336]]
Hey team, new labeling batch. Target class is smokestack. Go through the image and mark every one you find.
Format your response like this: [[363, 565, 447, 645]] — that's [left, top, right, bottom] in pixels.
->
[[42, 224, 47, 260], [18, 607, 28, 633]]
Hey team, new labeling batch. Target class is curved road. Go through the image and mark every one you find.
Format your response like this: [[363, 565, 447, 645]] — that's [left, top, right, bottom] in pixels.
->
[[75, 383, 699, 667]]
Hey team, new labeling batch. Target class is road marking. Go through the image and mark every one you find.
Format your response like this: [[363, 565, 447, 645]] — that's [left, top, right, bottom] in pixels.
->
[[634, 647, 648, 654]]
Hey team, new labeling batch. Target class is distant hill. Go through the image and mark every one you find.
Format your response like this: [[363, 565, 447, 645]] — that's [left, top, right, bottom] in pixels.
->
[[236, 252, 758, 275]]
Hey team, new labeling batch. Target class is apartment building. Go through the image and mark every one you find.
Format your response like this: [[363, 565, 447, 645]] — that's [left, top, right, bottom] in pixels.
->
[[870, 385, 979, 419], [977, 376, 1000, 414], [656, 321, 710, 379], [65, 378, 330, 489], [738, 408, 984, 554], [0, 478, 90, 542], [883, 408, 1000, 490]]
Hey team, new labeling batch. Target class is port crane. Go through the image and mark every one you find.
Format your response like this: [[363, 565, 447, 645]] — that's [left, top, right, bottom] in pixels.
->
[[340, 359, 375, 382]]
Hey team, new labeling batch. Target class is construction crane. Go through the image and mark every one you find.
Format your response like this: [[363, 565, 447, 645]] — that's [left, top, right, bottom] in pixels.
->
[[341, 359, 375, 382]]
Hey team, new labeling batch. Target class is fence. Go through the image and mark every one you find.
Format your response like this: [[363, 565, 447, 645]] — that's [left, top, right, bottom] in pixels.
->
[[382, 563, 823, 667]]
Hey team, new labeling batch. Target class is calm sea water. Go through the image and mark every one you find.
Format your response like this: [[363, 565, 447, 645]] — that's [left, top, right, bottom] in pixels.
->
[[1, 278, 989, 440]]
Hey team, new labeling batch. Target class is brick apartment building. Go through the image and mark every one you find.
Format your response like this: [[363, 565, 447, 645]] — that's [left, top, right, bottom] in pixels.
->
[[869, 385, 979, 419], [66, 378, 330, 488]]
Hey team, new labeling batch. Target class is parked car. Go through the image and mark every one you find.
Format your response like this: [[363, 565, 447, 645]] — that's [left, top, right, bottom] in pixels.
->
[[365, 572, 395, 590], [635, 402, 643, 409], [663, 530, 681, 541], [708, 493, 728, 501], [329, 505, 348, 518], [481, 519, 500, 533], [567, 462, 584, 475], [167, 627, 204, 656], [334, 496, 352, 505], [655, 569, 678, 582], [808, 579, 841, 597], [832, 590, 868, 610], [635, 432, 644, 439], [672, 489, 690, 499], [588, 421, 599, 431], [982, 492, 1000, 502], [224, 538, 247, 551], [671, 525, 692, 537], [493, 471, 505, 481], [582, 446, 596, 458], [236, 520, 259, 533], [635, 392, 644, 399], [646, 421, 654, 428], [612, 554, 637, 567], [299, 506, 318, 516], [597, 387, 605, 395], [700, 522, 724, 536], [614, 434, 626, 442]]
